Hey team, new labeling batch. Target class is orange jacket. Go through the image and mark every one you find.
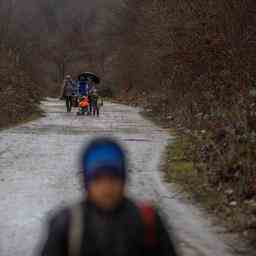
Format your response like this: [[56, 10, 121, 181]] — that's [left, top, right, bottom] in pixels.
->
[[79, 98, 89, 108]]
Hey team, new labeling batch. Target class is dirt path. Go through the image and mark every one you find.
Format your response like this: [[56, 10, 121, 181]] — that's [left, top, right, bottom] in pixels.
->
[[0, 99, 238, 256]]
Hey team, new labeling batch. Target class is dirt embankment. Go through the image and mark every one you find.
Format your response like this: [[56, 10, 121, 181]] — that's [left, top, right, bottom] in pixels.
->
[[0, 53, 42, 128]]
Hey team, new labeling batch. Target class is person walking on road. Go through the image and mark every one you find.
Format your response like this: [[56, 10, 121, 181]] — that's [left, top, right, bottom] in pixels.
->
[[39, 138, 179, 256], [87, 78, 96, 115], [91, 89, 100, 117], [61, 75, 74, 112]]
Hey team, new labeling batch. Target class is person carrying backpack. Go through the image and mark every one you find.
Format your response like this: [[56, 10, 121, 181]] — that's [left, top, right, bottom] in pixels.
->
[[86, 79, 94, 116], [90, 89, 100, 117], [61, 75, 74, 112], [39, 138, 179, 256]]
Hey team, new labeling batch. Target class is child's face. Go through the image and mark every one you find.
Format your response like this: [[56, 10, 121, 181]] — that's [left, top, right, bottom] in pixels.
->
[[87, 175, 125, 210]]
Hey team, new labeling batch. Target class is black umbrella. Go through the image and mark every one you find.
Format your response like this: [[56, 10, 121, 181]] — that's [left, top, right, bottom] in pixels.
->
[[78, 72, 100, 84]]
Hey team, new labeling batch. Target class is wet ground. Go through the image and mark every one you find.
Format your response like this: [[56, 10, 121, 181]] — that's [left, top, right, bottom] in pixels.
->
[[0, 99, 241, 255]]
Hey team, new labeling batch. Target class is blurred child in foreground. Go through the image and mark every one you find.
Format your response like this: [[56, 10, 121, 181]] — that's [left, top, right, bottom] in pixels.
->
[[39, 138, 179, 256]]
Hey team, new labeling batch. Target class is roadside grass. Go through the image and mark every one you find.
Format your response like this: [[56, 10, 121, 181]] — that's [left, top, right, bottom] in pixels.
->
[[165, 132, 256, 249], [166, 134, 231, 212]]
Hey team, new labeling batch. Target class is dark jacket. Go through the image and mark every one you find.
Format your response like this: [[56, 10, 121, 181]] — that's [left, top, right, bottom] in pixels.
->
[[60, 80, 74, 97], [90, 93, 99, 106], [40, 198, 178, 256]]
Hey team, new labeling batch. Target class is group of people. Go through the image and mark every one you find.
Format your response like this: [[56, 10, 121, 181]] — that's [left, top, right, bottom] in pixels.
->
[[61, 74, 101, 117]]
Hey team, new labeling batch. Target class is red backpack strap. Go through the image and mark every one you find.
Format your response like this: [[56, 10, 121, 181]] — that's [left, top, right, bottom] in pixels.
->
[[138, 202, 158, 248]]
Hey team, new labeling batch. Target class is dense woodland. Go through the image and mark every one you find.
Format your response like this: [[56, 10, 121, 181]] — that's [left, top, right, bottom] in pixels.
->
[[1, 0, 256, 227]]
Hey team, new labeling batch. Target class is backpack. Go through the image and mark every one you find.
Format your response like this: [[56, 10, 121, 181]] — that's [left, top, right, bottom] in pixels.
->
[[68, 202, 158, 256], [138, 203, 158, 248]]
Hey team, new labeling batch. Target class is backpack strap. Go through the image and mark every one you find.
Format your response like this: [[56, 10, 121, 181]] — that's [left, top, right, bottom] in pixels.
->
[[69, 205, 83, 256], [138, 203, 158, 248]]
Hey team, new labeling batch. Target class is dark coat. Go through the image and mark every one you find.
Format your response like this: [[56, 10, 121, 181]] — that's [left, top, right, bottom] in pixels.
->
[[61, 80, 74, 97], [40, 198, 178, 256]]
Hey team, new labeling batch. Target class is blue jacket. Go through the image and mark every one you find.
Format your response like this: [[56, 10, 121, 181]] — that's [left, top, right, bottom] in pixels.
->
[[78, 81, 89, 96]]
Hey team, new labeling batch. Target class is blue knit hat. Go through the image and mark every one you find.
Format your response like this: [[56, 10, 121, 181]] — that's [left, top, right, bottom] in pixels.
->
[[81, 138, 127, 188]]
